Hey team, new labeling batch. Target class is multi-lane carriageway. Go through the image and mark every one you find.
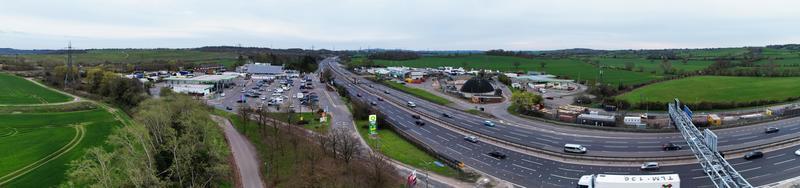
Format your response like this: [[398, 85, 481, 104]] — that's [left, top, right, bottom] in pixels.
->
[[323, 57, 800, 187]]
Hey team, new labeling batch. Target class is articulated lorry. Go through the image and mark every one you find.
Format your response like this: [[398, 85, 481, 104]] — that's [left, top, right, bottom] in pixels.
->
[[577, 174, 679, 188]]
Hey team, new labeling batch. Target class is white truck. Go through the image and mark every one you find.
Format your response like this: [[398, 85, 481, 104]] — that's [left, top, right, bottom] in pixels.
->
[[577, 174, 679, 188]]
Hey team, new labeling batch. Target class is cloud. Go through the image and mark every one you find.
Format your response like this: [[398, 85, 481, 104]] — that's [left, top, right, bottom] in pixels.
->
[[1, 0, 799, 49]]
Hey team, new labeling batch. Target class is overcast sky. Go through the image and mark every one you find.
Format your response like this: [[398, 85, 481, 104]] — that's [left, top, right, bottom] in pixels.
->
[[1, 0, 799, 50]]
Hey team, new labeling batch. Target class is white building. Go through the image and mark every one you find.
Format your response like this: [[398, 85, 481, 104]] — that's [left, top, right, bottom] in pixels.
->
[[171, 84, 213, 96]]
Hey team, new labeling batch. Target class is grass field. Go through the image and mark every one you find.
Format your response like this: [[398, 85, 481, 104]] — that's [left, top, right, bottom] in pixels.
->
[[0, 73, 72, 104], [263, 112, 331, 133], [18, 49, 237, 65], [354, 120, 460, 178], [617, 76, 800, 104], [0, 109, 122, 187], [360, 55, 664, 85], [382, 80, 452, 105]]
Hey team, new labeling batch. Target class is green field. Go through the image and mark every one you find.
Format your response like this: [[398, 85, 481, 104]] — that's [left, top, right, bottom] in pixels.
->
[[360, 55, 665, 85], [0, 73, 72, 104], [617, 76, 800, 104], [0, 109, 121, 187], [18, 49, 237, 65], [382, 81, 452, 105]]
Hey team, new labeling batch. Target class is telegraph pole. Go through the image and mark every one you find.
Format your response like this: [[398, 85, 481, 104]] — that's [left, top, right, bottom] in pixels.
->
[[64, 42, 75, 89]]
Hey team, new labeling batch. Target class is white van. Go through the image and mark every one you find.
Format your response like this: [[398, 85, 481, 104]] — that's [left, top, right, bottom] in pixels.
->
[[564, 144, 587, 154]]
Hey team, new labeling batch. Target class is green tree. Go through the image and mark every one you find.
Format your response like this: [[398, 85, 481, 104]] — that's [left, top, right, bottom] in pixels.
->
[[511, 92, 543, 112]]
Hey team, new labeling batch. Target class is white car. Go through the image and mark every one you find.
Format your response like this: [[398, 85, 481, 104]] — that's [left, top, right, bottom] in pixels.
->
[[640, 162, 659, 170], [795, 149, 800, 156], [221, 93, 226, 97]]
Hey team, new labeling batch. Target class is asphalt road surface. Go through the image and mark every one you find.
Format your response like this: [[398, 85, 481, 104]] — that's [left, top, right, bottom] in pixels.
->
[[323, 57, 800, 187], [211, 115, 265, 188]]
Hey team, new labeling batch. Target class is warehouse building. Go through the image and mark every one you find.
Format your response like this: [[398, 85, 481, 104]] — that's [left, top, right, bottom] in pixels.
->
[[243, 63, 284, 79], [164, 74, 237, 96]]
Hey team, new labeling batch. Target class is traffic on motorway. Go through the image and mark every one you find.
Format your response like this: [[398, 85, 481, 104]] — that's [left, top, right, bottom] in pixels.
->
[[322, 57, 800, 187]]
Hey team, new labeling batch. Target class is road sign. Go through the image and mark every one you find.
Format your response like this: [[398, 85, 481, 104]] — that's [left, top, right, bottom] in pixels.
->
[[704, 129, 718, 152], [369, 114, 377, 135]]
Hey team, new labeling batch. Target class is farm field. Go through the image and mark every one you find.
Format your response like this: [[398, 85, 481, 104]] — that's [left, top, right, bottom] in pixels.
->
[[361, 55, 665, 85], [0, 109, 122, 187], [616, 76, 800, 105], [0, 73, 72, 104], [17, 49, 237, 65]]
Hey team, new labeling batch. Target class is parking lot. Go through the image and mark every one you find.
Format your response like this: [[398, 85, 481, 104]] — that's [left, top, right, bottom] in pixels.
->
[[207, 74, 321, 114]]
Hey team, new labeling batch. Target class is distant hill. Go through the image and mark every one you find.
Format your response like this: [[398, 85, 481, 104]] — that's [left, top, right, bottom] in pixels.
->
[[0, 48, 59, 55]]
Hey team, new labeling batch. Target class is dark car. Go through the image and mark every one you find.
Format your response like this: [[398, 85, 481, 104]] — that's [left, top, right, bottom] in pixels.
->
[[411, 115, 421, 119], [356, 93, 362, 97], [662, 143, 682, 151], [442, 113, 452, 118], [744, 151, 763, 160], [236, 99, 244, 103], [377, 98, 384, 101], [384, 90, 390, 94], [414, 120, 425, 126], [488, 151, 507, 159], [370, 101, 377, 106], [226, 106, 233, 110], [765, 127, 780, 134]]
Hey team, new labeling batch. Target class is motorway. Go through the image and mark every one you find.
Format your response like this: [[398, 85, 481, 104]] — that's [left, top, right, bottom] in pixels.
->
[[346, 71, 800, 158], [322, 57, 800, 187]]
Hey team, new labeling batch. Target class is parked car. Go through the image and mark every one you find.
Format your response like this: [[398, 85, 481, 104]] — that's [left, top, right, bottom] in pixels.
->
[[662, 143, 682, 151], [483, 120, 495, 127], [640, 162, 660, 171], [414, 121, 426, 126], [488, 151, 507, 159], [765, 127, 780, 134], [744, 151, 764, 160], [464, 136, 478, 143]]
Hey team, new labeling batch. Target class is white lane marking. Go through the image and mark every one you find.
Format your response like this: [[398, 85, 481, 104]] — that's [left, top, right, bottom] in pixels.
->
[[512, 163, 537, 172], [435, 135, 450, 142], [507, 135, 522, 141], [605, 140, 627, 144], [635, 145, 662, 148], [535, 137, 558, 144], [736, 135, 758, 141], [471, 157, 492, 167], [738, 166, 761, 173], [766, 153, 786, 159], [785, 165, 800, 172], [420, 128, 432, 134], [550, 174, 579, 180], [638, 141, 660, 144], [749, 173, 771, 180], [604, 171, 630, 174], [508, 131, 529, 138], [447, 148, 462, 155], [557, 167, 585, 173], [732, 161, 752, 166], [603, 145, 630, 148], [456, 143, 473, 151], [520, 158, 543, 166], [693, 175, 708, 179], [775, 158, 797, 166]]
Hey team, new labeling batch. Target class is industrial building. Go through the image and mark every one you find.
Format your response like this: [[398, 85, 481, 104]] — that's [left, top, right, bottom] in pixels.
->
[[164, 74, 237, 96]]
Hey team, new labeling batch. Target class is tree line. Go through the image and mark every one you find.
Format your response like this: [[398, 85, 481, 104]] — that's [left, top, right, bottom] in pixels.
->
[[43, 66, 148, 111], [366, 50, 420, 61], [247, 52, 320, 73]]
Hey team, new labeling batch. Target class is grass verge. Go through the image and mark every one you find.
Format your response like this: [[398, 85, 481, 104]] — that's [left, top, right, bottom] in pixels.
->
[[381, 81, 452, 105]]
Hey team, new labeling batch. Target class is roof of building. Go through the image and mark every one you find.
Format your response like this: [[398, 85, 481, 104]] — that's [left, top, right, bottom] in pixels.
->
[[172, 84, 214, 89], [460, 77, 495, 93], [245, 64, 284, 74], [515, 75, 573, 83], [164, 74, 237, 82]]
